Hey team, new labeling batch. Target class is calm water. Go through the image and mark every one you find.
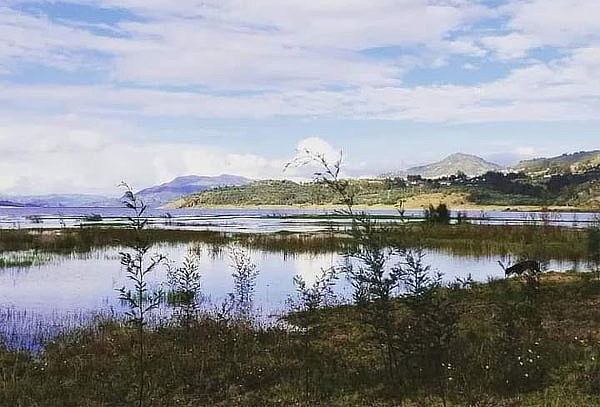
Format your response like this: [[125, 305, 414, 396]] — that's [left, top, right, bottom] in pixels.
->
[[0, 206, 599, 232], [0, 241, 588, 350], [0, 206, 597, 349]]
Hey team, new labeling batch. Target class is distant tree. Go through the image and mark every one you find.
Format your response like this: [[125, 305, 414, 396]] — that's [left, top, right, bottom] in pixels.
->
[[455, 170, 468, 181], [424, 203, 451, 224]]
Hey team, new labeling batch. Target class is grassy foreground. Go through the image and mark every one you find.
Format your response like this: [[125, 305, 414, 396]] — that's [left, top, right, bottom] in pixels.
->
[[2, 273, 600, 406]]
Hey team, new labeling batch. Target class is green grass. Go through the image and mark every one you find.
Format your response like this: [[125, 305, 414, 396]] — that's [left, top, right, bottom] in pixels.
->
[[3, 274, 600, 405], [0, 250, 54, 268], [0, 224, 595, 260], [178, 179, 450, 207]]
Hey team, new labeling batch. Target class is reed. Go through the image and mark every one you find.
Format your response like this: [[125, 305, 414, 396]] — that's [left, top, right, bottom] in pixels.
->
[[1, 274, 600, 406], [1, 224, 591, 260], [0, 250, 53, 268]]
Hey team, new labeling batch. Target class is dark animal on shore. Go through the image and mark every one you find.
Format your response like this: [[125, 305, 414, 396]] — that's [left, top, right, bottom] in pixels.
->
[[498, 260, 542, 277]]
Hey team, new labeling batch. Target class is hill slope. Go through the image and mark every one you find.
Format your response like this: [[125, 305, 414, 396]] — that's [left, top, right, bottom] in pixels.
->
[[385, 153, 503, 179], [176, 166, 600, 209], [137, 174, 250, 207], [513, 150, 600, 174]]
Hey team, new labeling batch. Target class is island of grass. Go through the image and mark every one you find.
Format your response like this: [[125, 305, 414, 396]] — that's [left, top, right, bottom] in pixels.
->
[[1, 222, 597, 260]]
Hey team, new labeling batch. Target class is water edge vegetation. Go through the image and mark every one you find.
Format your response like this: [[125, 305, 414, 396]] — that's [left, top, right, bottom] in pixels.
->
[[1, 171, 600, 405]]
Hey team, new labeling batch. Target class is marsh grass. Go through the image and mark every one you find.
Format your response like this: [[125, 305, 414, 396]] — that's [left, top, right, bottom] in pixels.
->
[[2, 274, 600, 406], [1, 223, 591, 262], [0, 250, 53, 268]]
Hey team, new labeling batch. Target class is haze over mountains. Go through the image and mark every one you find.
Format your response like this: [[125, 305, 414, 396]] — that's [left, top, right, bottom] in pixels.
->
[[1, 151, 599, 208], [133, 175, 250, 207], [0, 175, 250, 208], [0, 194, 120, 208]]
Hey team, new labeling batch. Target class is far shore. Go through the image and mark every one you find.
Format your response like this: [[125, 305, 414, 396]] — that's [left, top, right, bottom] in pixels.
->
[[165, 202, 600, 213], [166, 191, 599, 213]]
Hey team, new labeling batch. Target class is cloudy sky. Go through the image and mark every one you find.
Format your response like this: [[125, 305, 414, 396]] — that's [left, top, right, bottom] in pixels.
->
[[1, 0, 599, 195]]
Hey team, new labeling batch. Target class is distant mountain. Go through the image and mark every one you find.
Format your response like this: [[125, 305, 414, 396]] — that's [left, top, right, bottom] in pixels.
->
[[0, 194, 121, 208], [135, 174, 251, 207], [512, 150, 600, 174], [0, 200, 36, 208], [0, 175, 250, 208], [383, 153, 503, 179]]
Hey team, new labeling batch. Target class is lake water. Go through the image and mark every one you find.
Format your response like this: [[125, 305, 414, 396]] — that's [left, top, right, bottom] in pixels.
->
[[0, 241, 589, 350], [0, 206, 598, 232], [0, 206, 597, 350]]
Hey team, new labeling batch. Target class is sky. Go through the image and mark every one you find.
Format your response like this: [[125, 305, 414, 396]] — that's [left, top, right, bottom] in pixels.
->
[[0, 0, 599, 195]]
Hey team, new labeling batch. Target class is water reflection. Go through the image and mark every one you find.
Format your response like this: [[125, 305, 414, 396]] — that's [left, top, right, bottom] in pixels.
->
[[1, 207, 598, 232], [0, 242, 591, 350]]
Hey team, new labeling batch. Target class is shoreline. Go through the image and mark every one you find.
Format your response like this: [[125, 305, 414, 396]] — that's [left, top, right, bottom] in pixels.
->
[[167, 203, 600, 213]]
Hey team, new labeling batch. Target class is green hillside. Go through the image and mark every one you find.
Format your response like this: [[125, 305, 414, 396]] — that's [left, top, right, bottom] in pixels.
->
[[175, 167, 600, 209], [513, 150, 600, 174], [177, 179, 414, 207]]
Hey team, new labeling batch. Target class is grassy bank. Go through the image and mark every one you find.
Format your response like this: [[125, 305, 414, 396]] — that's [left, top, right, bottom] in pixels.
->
[[2, 273, 600, 406], [0, 223, 594, 260]]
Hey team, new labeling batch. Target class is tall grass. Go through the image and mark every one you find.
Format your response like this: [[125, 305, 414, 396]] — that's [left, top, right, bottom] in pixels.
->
[[0, 250, 53, 268], [1, 224, 592, 261], [2, 274, 600, 405], [3, 175, 600, 405]]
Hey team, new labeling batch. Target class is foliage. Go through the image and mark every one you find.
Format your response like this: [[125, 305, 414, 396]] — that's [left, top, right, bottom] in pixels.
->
[[179, 164, 600, 209], [588, 216, 600, 278], [291, 267, 338, 313], [0, 250, 53, 268], [3, 275, 600, 405], [229, 248, 260, 318], [424, 203, 451, 224], [116, 182, 166, 407], [166, 254, 202, 324]]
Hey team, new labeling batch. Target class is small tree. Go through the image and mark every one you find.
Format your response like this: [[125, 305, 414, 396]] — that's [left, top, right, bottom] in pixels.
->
[[395, 247, 442, 299], [166, 254, 202, 326], [291, 267, 338, 314], [229, 247, 259, 319], [588, 218, 600, 279], [286, 149, 404, 382], [117, 182, 165, 407]]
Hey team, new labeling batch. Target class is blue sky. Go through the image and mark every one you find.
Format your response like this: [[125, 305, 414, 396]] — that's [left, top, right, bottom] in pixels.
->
[[0, 0, 599, 194]]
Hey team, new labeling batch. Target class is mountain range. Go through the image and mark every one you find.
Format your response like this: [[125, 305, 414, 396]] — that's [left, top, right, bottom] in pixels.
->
[[0, 174, 250, 208], [1, 151, 599, 208], [0, 194, 120, 208], [383, 153, 504, 179], [133, 174, 250, 207]]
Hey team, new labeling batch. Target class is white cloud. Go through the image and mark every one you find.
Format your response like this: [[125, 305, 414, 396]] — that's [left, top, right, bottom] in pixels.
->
[[1, 0, 599, 196], [476, 0, 600, 58], [0, 118, 290, 195], [1, 1, 489, 89], [1, 43, 600, 123], [507, 0, 600, 47], [296, 137, 341, 164], [480, 33, 540, 60]]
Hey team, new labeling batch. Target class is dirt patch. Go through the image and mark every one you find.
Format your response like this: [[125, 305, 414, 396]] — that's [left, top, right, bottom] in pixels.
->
[[401, 192, 474, 209]]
